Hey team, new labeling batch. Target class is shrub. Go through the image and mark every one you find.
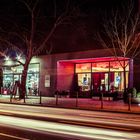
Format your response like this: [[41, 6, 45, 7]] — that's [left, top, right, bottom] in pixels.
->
[[127, 87, 137, 98], [137, 92, 140, 98]]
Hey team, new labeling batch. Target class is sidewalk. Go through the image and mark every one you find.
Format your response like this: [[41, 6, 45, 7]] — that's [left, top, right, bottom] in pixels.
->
[[0, 95, 140, 114]]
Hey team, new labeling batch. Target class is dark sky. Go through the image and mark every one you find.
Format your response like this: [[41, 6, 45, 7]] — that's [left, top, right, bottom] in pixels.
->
[[0, 0, 138, 54]]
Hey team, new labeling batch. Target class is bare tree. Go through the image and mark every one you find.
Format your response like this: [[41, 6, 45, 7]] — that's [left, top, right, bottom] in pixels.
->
[[0, 0, 78, 99], [0, 50, 7, 88], [97, 0, 140, 92]]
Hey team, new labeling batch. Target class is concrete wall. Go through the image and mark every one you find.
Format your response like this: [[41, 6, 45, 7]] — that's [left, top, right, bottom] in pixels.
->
[[57, 62, 74, 91]]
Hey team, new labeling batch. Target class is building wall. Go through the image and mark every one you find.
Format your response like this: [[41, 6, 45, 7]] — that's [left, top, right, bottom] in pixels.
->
[[133, 60, 140, 92], [57, 62, 74, 91], [1, 49, 136, 96], [33, 55, 56, 96], [30, 48, 136, 96], [36, 49, 115, 96]]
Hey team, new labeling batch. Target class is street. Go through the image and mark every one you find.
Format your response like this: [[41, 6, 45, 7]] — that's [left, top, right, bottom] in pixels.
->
[[0, 103, 140, 139]]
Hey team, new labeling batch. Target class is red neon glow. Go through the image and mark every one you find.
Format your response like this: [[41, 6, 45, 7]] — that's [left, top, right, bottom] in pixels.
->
[[57, 57, 130, 91], [58, 57, 129, 63], [76, 63, 91, 73], [57, 62, 74, 90]]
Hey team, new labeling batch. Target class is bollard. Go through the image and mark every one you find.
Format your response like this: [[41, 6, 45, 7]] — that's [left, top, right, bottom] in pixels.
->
[[39, 91, 42, 104], [76, 91, 78, 107], [24, 96, 26, 103], [0, 87, 2, 96], [24, 92, 26, 103], [56, 91, 58, 106], [128, 93, 131, 111], [101, 92, 103, 109], [10, 93, 12, 103]]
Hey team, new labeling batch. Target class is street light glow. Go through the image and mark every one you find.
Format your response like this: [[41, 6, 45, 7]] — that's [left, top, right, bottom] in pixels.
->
[[5, 56, 9, 61], [16, 55, 21, 60]]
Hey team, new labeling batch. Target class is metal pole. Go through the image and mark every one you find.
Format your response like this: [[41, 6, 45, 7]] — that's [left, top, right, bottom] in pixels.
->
[[10, 93, 12, 102], [56, 91, 58, 106], [76, 91, 78, 107], [101, 92, 103, 109], [24, 91, 26, 103], [39, 91, 42, 104], [0, 87, 2, 96], [128, 93, 131, 111]]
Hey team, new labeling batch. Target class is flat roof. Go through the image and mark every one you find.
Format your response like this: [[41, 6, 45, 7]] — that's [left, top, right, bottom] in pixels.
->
[[58, 57, 130, 63]]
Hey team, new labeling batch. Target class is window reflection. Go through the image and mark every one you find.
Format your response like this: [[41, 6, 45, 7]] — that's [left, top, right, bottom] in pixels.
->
[[76, 63, 91, 73], [78, 73, 91, 91], [75, 60, 129, 93], [92, 62, 109, 72], [110, 61, 129, 71], [2, 63, 40, 95]]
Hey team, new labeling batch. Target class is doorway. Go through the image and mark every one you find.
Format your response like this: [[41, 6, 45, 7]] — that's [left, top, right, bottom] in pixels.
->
[[92, 72, 109, 93]]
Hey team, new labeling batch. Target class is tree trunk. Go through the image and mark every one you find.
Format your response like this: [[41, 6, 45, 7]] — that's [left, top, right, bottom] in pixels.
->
[[123, 64, 127, 102], [19, 60, 30, 99], [123, 61, 126, 92], [0, 68, 3, 88]]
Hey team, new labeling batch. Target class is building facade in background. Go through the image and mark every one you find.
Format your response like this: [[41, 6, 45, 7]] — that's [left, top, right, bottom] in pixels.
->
[[2, 49, 133, 97]]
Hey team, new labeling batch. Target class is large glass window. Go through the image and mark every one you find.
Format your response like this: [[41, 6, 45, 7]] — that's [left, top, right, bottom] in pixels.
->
[[3, 74, 13, 88], [76, 63, 91, 73], [78, 73, 91, 91], [27, 73, 39, 95], [2, 63, 40, 95], [110, 71, 129, 92], [28, 63, 39, 73], [75, 59, 130, 93], [27, 63, 39, 95], [92, 62, 109, 72], [110, 60, 129, 72]]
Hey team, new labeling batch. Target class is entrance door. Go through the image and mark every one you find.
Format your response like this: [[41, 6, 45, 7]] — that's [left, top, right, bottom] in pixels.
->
[[93, 73, 100, 92], [93, 73, 109, 93]]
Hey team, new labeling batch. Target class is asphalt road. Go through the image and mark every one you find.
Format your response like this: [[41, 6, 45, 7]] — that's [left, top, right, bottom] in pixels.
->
[[0, 103, 140, 139]]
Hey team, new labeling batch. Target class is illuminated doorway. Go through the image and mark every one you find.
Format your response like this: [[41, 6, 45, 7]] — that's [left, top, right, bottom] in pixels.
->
[[93, 73, 109, 93]]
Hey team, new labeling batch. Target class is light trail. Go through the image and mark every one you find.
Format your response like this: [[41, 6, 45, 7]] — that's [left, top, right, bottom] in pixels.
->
[[0, 103, 140, 130], [0, 115, 139, 140], [0, 108, 140, 130], [0, 132, 29, 140]]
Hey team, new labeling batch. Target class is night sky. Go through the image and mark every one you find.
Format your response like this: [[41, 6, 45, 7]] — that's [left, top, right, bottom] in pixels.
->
[[0, 0, 138, 54]]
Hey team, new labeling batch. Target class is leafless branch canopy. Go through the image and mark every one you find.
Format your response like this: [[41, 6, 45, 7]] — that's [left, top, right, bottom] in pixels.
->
[[0, 0, 79, 65], [97, 0, 140, 67]]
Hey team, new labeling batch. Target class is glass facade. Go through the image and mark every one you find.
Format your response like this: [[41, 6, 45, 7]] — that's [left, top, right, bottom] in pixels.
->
[[75, 60, 129, 93], [2, 63, 39, 95], [77, 73, 91, 91], [76, 63, 91, 73], [92, 62, 109, 72]]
